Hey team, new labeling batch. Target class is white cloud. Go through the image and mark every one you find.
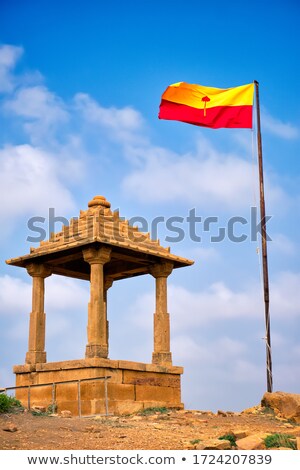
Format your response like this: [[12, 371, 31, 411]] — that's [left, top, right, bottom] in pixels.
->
[[232, 359, 264, 383], [0, 144, 75, 222], [274, 362, 300, 391], [129, 270, 300, 336], [171, 271, 300, 325], [183, 246, 220, 261], [0, 274, 88, 316], [5, 85, 68, 122], [122, 134, 288, 211], [0, 275, 31, 315], [0, 44, 23, 93], [123, 147, 252, 209], [74, 92, 146, 146], [0, 274, 89, 342], [172, 335, 246, 364], [4, 86, 69, 143], [271, 271, 300, 318], [45, 275, 89, 312], [261, 108, 299, 139], [128, 280, 262, 334], [269, 233, 296, 255], [168, 282, 262, 331]]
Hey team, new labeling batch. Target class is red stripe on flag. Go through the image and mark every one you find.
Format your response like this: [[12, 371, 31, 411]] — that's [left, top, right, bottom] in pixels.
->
[[158, 100, 253, 129]]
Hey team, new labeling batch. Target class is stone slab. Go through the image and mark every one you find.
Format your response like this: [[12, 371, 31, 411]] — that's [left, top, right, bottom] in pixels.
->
[[135, 384, 181, 403], [14, 359, 183, 416], [14, 358, 183, 375], [236, 433, 268, 450], [123, 370, 180, 388]]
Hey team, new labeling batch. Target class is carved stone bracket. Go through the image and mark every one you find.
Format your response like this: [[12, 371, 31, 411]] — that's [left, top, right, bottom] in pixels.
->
[[149, 261, 173, 279]]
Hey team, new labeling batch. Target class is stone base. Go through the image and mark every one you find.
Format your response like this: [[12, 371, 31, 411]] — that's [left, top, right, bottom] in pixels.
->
[[85, 344, 108, 358], [14, 358, 184, 416], [25, 351, 47, 364], [152, 352, 172, 365]]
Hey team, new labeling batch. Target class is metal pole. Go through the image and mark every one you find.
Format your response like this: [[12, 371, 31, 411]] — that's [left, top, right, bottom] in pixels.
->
[[254, 80, 273, 393], [52, 383, 56, 413], [104, 376, 109, 416], [77, 380, 82, 418], [27, 385, 31, 410]]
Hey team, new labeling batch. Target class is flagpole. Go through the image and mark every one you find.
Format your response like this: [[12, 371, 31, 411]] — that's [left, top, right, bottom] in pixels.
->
[[254, 80, 273, 393]]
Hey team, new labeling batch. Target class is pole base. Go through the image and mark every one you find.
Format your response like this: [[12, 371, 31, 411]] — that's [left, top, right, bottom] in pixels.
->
[[85, 344, 108, 358], [152, 352, 172, 365], [25, 351, 47, 364]]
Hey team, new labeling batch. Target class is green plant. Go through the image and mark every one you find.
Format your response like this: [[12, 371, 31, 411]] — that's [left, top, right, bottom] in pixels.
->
[[138, 407, 169, 416], [264, 433, 296, 450], [260, 406, 275, 416], [190, 439, 201, 445], [47, 403, 57, 414], [0, 394, 23, 413], [30, 403, 57, 417], [219, 433, 237, 448]]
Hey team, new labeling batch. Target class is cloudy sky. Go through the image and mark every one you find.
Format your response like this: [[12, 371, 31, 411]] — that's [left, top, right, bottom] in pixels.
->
[[0, 0, 299, 412]]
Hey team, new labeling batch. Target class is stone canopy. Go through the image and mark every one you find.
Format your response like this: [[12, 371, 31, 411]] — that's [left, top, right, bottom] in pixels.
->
[[6, 195, 194, 415], [7, 195, 193, 282]]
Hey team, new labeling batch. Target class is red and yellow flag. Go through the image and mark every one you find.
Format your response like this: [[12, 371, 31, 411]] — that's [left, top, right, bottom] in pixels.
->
[[158, 82, 254, 129]]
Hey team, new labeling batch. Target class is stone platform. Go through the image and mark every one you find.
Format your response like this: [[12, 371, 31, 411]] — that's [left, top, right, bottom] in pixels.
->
[[14, 358, 183, 415]]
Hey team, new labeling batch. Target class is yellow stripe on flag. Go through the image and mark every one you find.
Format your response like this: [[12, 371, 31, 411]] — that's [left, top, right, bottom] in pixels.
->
[[162, 82, 254, 109]]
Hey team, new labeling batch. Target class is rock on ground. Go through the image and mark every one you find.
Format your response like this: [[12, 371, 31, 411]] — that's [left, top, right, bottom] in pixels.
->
[[261, 392, 300, 423]]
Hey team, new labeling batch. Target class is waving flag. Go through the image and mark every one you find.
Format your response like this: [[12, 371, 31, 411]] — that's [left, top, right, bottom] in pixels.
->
[[159, 82, 254, 129]]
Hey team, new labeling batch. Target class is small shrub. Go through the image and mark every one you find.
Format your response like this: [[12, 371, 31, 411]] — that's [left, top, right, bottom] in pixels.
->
[[219, 433, 237, 447], [264, 433, 296, 450], [260, 406, 275, 416], [0, 394, 22, 413], [31, 405, 56, 417], [139, 407, 169, 416], [190, 439, 201, 445], [47, 403, 57, 414]]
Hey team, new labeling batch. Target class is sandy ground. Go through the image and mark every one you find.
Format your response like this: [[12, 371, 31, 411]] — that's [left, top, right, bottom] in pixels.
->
[[1, 408, 299, 450]]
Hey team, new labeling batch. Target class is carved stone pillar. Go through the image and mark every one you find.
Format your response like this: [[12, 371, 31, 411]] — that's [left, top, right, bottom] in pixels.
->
[[150, 262, 173, 365], [83, 246, 111, 358], [104, 277, 113, 346], [25, 263, 52, 364]]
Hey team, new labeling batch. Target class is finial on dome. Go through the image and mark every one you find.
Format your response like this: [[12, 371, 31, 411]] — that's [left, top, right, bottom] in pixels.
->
[[88, 195, 111, 208]]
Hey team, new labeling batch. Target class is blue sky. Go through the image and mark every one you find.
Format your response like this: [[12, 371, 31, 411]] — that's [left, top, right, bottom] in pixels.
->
[[0, 0, 299, 412]]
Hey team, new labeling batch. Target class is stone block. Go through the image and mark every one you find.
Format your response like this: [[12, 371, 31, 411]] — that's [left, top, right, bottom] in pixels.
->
[[80, 399, 107, 416], [236, 433, 268, 450], [80, 381, 105, 400], [262, 391, 300, 423], [145, 363, 183, 374], [232, 430, 249, 439], [14, 364, 35, 374], [135, 385, 181, 403], [118, 360, 147, 372], [108, 383, 135, 401], [60, 410, 72, 418], [57, 400, 81, 416], [29, 384, 53, 404], [85, 358, 119, 369], [16, 383, 54, 410], [56, 383, 78, 402], [99, 368, 122, 383], [196, 439, 232, 450], [15, 388, 29, 405], [141, 401, 183, 410], [109, 400, 143, 415], [123, 370, 180, 388], [14, 359, 184, 416], [15, 372, 36, 386]]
